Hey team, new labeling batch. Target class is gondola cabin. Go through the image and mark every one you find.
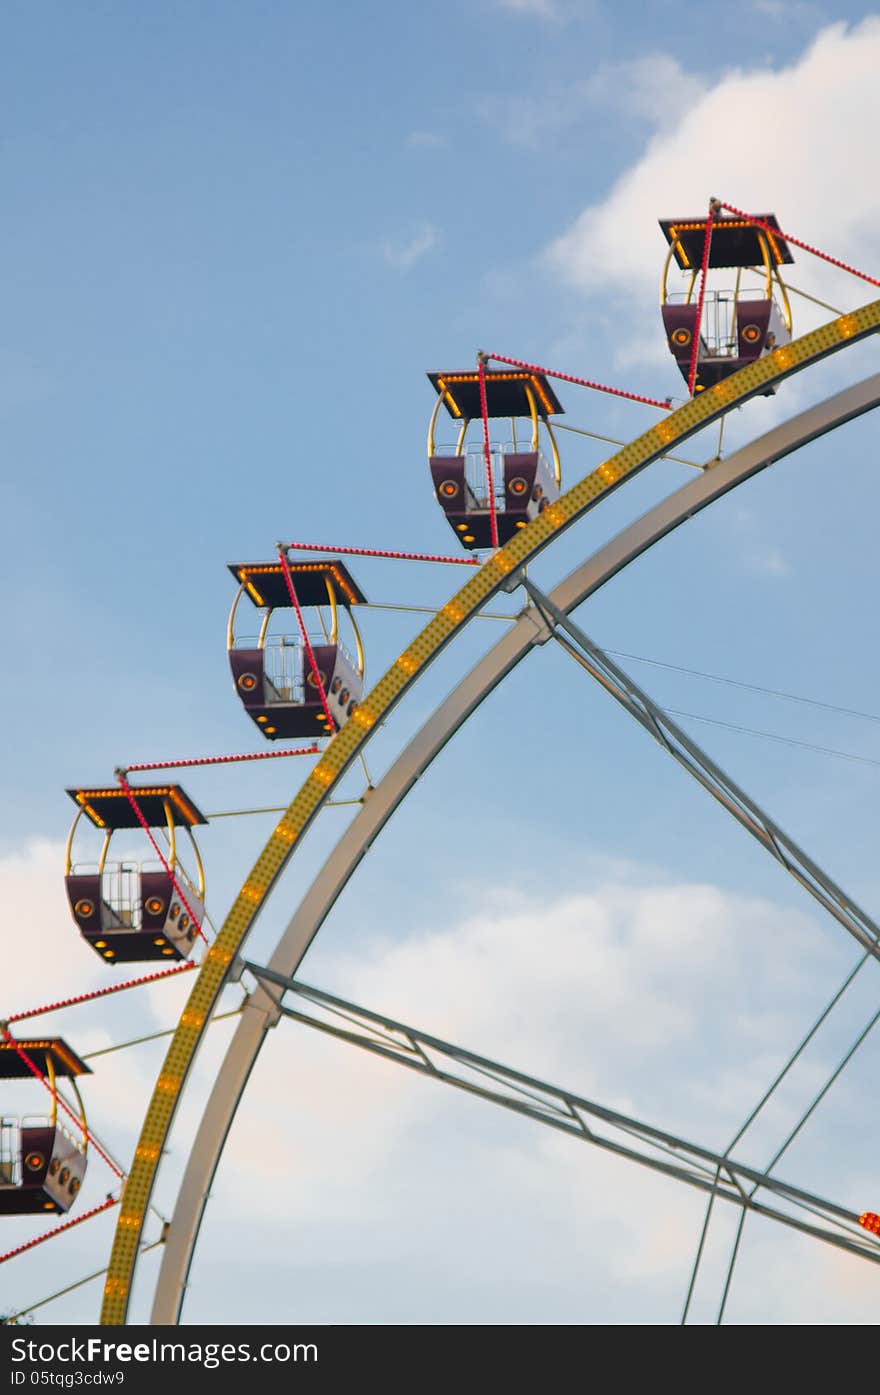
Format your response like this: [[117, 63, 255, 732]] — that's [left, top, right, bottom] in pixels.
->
[[65, 785, 206, 964], [427, 368, 564, 550], [227, 560, 367, 739], [0, 1038, 90, 1216], [660, 212, 794, 394]]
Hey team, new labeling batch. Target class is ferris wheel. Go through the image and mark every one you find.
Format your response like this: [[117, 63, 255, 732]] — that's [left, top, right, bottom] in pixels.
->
[[4, 202, 880, 1327]]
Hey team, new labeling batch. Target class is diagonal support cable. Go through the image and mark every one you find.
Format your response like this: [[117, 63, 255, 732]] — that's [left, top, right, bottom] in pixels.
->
[[243, 963, 880, 1266], [682, 945, 871, 1320], [520, 577, 880, 968]]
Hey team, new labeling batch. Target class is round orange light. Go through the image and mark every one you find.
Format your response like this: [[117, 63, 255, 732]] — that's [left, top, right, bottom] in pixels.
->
[[238, 673, 258, 692], [74, 898, 95, 918], [145, 896, 165, 917], [24, 1151, 44, 1172], [741, 323, 762, 343], [439, 479, 459, 499], [671, 327, 691, 347], [508, 477, 528, 496]]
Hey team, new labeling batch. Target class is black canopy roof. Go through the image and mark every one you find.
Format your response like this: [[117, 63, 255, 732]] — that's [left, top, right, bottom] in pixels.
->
[[660, 214, 794, 270], [0, 1037, 92, 1079], [427, 370, 564, 420], [228, 561, 367, 610], [66, 785, 207, 830]]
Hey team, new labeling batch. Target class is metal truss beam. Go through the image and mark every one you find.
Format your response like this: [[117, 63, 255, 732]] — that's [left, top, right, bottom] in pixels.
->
[[244, 961, 880, 1266], [522, 577, 880, 968]]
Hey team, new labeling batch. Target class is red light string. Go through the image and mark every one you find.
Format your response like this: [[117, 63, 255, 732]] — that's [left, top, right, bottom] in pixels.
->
[[283, 541, 479, 566], [484, 353, 673, 411], [477, 355, 499, 550], [0, 1196, 119, 1267], [124, 746, 319, 774], [0, 1031, 122, 1177], [115, 774, 208, 945], [6, 962, 196, 1025], [860, 1212, 880, 1236], [687, 200, 715, 398], [719, 201, 880, 291], [276, 548, 337, 732]]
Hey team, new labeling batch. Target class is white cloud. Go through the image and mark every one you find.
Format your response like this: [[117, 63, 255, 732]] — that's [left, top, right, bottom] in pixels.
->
[[5, 840, 876, 1323], [382, 223, 441, 271], [545, 20, 880, 365], [200, 875, 880, 1323], [1, 841, 109, 1016]]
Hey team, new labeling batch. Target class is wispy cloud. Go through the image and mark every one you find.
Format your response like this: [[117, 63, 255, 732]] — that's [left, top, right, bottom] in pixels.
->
[[731, 506, 794, 579], [495, 0, 561, 17], [480, 53, 705, 150], [746, 546, 793, 578], [382, 222, 441, 271], [406, 130, 446, 149], [544, 19, 880, 367], [753, 0, 822, 21], [493, 0, 596, 19]]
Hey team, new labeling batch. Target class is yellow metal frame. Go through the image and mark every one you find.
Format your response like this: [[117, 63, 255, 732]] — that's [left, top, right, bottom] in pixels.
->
[[70, 1078, 88, 1156], [349, 607, 365, 681], [661, 226, 793, 339], [161, 799, 176, 874], [30, 1052, 86, 1151], [169, 825, 206, 901], [101, 298, 880, 1323], [64, 810, 83, 877], [229, 571, 362, 681], [427, 395, 444, 457], [323, 575, 338, 646], [66, 795, 204, 901], [428, 383, 560, 487], [46, 1053, 57, 1128], [226, 583, 247, 652], [544, 418, 562, 488]]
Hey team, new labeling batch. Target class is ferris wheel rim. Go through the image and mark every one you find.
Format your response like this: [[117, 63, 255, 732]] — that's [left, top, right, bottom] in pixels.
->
[[99, 301, 880, 1323], [146, 366, 880, 1325]]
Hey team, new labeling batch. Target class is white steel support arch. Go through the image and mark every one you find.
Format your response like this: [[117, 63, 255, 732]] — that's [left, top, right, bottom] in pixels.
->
[[151, 372, 880, 1323]]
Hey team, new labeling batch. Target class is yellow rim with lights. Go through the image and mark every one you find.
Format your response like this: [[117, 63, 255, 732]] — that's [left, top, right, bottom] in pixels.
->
[[101, 299, 880, 1322]]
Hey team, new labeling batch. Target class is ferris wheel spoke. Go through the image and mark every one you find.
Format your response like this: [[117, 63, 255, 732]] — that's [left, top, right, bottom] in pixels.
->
[[238, 967, 880, 1270], [521, 577, 880, 968]]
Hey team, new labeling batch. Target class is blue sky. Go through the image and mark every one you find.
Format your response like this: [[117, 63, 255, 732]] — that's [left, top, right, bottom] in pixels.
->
[[3, 1, 880, 1325]]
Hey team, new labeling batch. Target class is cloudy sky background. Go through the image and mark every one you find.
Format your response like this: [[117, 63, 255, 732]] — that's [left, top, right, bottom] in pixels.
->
[[3, 1, 880, 1324]]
